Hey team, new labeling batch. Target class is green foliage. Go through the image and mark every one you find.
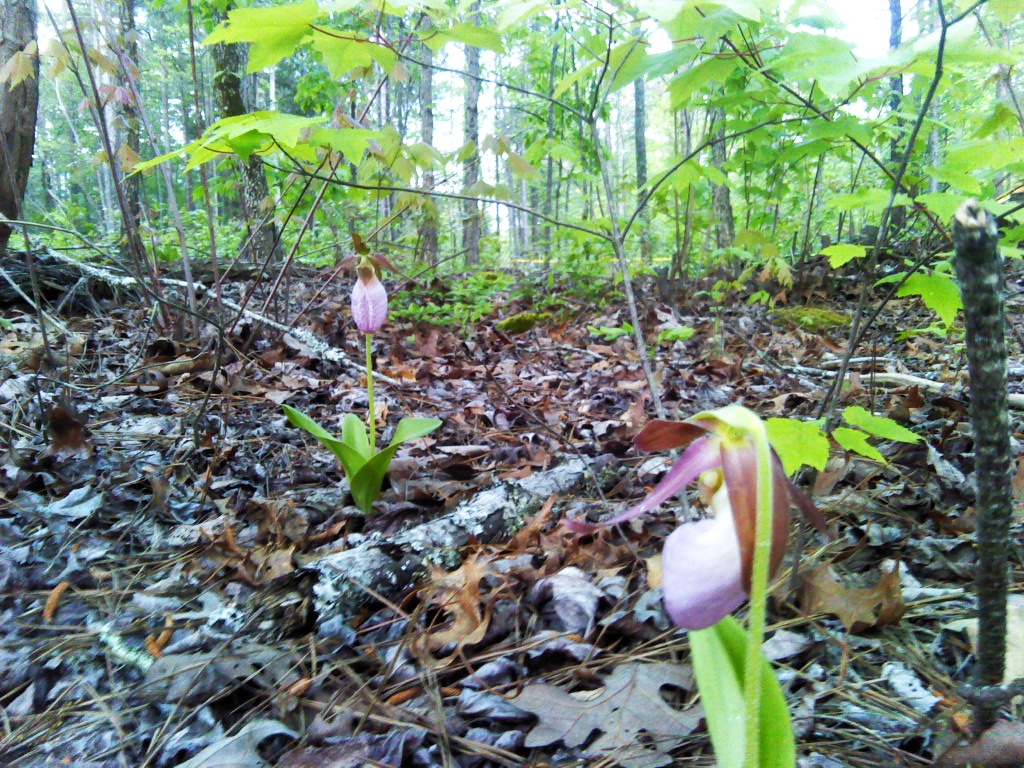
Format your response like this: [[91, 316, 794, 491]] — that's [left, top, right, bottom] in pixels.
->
[[587, 323, 634, 342], [391, 271, 513, 330], [657, 326, 696, 344], [282, 405, 441, 514], [767, 407, 921, 474], [821, 244, 866, 269], [766, 418, 830, 475], [876, 268, 962, 330]]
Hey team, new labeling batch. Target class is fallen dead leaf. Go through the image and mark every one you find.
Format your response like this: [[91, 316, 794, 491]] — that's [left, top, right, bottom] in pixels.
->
[[801, 561, 905, 632], [509, 661, 699, 768]]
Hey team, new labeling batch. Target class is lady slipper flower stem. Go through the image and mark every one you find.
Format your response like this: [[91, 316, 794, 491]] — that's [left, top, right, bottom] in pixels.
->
[[743, 419, 775, 768], [365, 333, 376, 454]]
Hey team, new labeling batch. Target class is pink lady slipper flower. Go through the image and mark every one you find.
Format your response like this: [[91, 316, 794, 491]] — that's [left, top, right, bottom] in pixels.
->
[[351, 258, 388, 334], [566, 405, 825, 630], [341, 252, 400, 334]]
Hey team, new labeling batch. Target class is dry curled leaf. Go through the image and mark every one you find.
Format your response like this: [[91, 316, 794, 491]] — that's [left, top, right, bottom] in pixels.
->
[[801, 561, 905, 632], [508, 661, 699, 768]]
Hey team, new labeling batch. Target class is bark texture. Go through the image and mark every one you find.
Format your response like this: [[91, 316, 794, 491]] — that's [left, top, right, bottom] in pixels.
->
[[710, 107, 734, 253], [634, 77, 650, 262], [461, 2, 482, 266], [416, 25, 438, 266], [953, 199, 1013, 730], [210, 7, 278, 266], [0, 0, 38, 255]]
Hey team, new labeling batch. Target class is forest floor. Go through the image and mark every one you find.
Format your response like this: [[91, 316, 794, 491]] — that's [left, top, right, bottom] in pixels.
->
[[1, 259, 1023, 768]]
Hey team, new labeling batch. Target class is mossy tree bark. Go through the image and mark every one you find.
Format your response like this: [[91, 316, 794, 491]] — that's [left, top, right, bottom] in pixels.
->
[[953, 199, 1013, 730]]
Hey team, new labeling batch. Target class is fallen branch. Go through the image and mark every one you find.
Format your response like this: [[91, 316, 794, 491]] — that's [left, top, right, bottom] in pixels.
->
[[305, 457, 599, 626], [39, 247, 402, 386], [789, 365, 1024, 410]]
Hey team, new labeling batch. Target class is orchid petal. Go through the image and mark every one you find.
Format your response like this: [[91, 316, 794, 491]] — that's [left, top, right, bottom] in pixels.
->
[[662, 488, 747, 630], [352, 274, 388, 333], [563, 437, 721, 534], [722, 438, 791, 591], [779, 459, 831, 538], [634, 419, 709, 452]]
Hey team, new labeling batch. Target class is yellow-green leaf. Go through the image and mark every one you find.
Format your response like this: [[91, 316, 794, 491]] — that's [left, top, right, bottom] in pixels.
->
[[204, 0, 320, 72], [821, 243, 866, 268]]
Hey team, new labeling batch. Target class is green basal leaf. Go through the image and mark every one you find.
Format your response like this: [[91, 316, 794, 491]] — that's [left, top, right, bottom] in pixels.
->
[[832, 427, 884, 462], [283, 405, 368, 481], [690, 616, 795, 768], [842, 406, 921, 444], [821, 243, 866, 269], [348, 440, 405, 514], [391, 417, 443, 445], [766, 417, 829, 475], [342, 413, 371, 459], [282, 404, 335, 442]]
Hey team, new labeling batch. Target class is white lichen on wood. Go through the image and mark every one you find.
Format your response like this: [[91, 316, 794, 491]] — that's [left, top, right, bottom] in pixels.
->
[[308, 458, 591, 623]]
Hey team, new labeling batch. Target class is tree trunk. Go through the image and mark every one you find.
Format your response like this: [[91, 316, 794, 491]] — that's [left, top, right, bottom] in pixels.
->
[[710, 107, 735, 256], [634, 77, 650, 262], [417, 20, 438, 266], [0, 0, 38, 255], [117, 0, 141, 263], [210, 5, 278, 266], [461, 1, 481, 267], [888, 0, 906, 230]]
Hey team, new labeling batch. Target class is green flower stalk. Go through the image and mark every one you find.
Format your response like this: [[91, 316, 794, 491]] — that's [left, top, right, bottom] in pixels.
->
[[283, 252, 440, 513], [566, 405, 827, 768]]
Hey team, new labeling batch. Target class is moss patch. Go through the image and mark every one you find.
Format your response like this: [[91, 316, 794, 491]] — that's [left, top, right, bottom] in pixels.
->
[[772, 306, 851, 332], [496, 311, 552, 334]]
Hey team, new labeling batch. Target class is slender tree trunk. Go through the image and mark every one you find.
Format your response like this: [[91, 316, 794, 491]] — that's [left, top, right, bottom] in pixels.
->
[[461, 1, 481, 267], [540, 20, 559, 266], [417, 21, 438, 266], [888, 0, 906, 229], [117, 0, 141, 262], [0, 0, 38, 254], [710, 107, 735, 258], [953, 202, 1012, 731], [210, 4, 278, 266], [634, 77, 650, 263]]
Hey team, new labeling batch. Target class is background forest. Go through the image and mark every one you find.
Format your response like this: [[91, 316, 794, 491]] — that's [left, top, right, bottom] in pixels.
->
[[3, 0, 1024, 766], [11, 0, 1023, 306]]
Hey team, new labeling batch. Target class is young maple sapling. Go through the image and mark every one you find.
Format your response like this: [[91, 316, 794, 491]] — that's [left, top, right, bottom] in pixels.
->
[[284, 253, 441, 514]]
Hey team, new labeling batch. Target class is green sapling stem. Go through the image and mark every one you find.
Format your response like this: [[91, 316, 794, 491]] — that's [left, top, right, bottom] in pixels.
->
[[953, 199, 1012, 731]]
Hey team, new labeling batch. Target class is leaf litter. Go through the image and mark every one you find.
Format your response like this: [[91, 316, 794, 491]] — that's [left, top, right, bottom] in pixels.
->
[[0, 266, 1022, 766]]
